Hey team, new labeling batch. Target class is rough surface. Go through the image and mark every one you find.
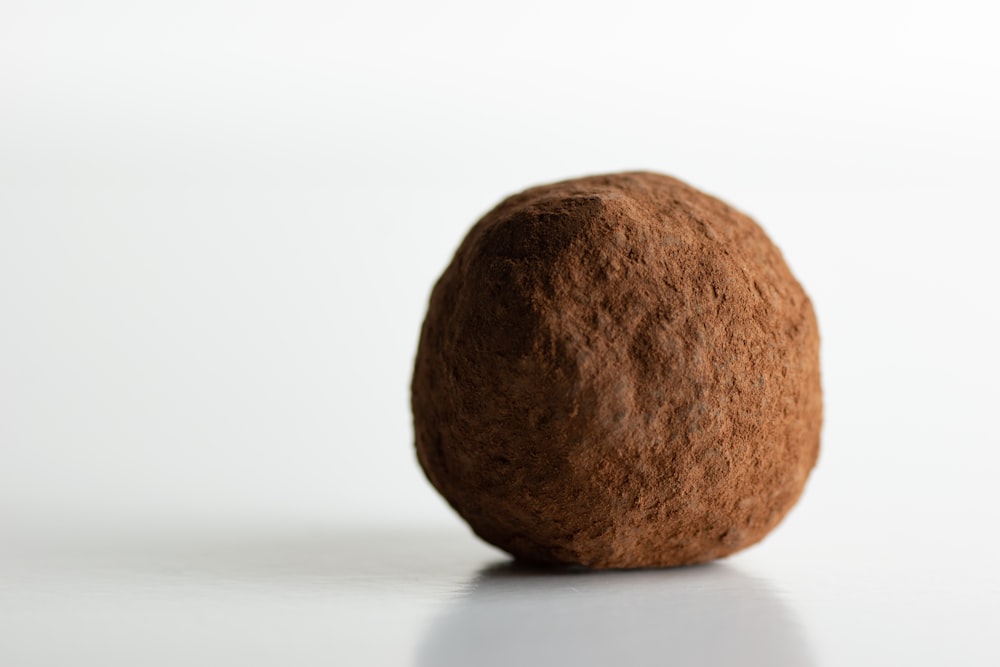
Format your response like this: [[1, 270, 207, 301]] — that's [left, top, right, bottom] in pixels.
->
[[411, 171, 821, 569]]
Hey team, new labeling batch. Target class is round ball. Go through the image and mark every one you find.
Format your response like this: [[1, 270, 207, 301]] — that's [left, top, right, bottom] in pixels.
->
[[412, 171, 821, 568]]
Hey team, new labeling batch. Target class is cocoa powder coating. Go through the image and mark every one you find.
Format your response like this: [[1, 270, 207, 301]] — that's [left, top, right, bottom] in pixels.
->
[[412, 171, 821, 568]]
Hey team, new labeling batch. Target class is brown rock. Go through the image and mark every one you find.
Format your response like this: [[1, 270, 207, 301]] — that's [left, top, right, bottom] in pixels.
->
[[411, 171, 821, 568]]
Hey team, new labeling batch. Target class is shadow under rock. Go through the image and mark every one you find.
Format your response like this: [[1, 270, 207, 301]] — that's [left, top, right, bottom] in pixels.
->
[[418, 559, 814, 667]]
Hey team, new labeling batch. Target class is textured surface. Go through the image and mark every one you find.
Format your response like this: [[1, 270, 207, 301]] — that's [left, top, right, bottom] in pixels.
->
[[412, 172, 821, 568]]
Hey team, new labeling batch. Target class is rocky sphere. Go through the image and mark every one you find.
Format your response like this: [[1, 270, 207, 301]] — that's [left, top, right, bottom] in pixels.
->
[[411, 171, 821, 568]]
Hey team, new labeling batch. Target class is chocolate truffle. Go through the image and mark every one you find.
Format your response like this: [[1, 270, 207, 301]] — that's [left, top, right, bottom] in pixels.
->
[[411, 171, 821, 568]]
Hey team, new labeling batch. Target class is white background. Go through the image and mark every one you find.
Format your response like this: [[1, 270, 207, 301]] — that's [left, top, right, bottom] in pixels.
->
[[2, 1, 999, 665]]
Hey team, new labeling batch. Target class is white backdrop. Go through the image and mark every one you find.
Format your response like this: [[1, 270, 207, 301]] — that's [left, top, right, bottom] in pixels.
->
[[2, 0, 998, 540]]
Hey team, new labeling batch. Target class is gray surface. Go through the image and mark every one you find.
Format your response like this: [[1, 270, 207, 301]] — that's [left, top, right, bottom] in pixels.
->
[[1, 518, 995, 666]]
